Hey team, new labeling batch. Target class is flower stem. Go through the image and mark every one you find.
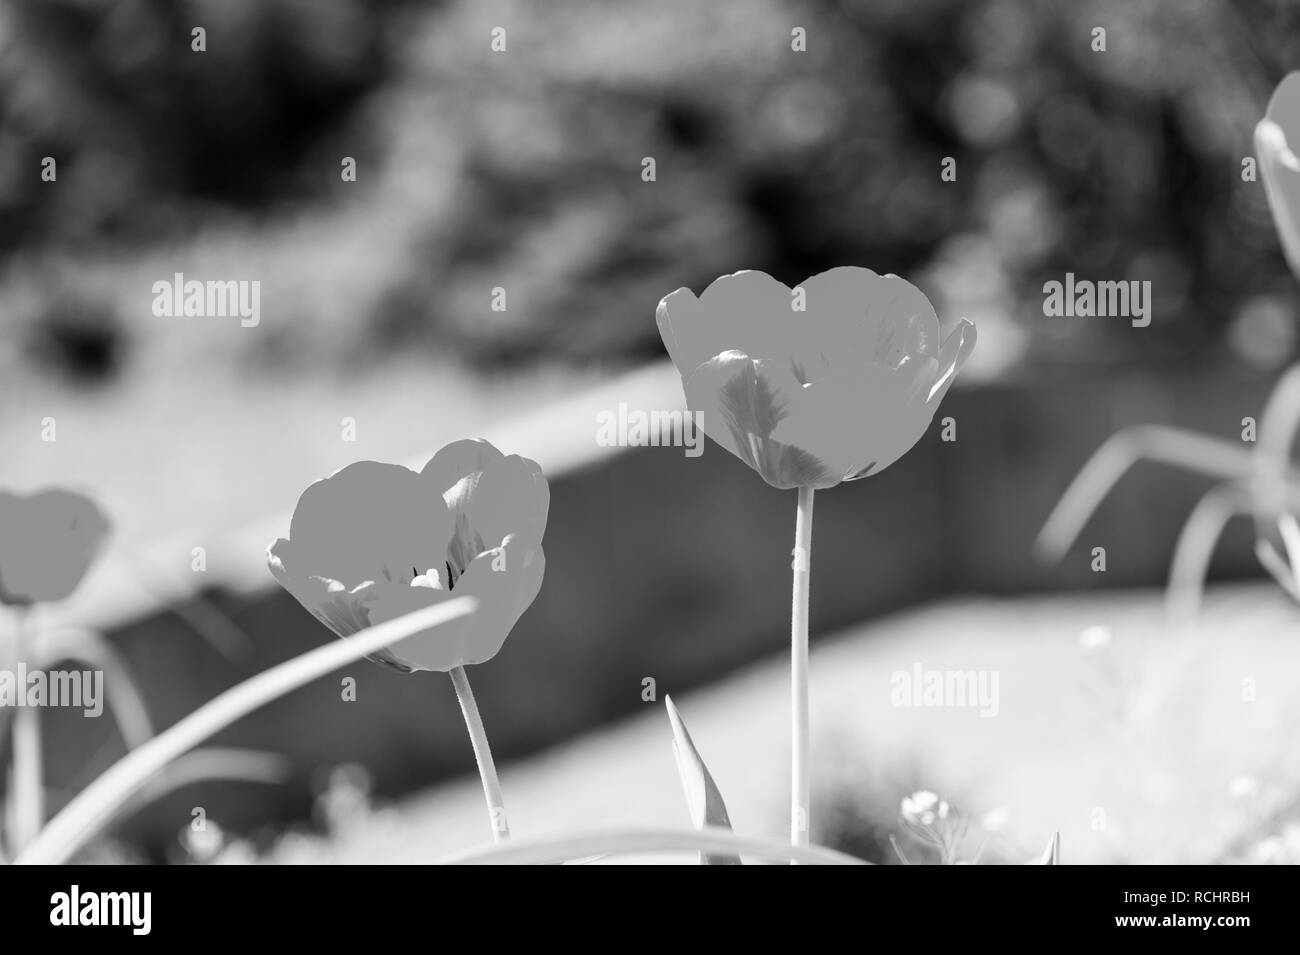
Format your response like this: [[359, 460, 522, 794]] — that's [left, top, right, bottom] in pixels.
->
[[791, 485, 814, 850], [449, 665, 509, 843], [10, 608, 42, 850]]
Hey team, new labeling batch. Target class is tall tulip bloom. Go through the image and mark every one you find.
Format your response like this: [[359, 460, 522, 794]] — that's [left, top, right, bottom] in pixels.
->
[[656, 268, 975, 490], [268, 438, 548, 841], [656, 267, 975, 849]]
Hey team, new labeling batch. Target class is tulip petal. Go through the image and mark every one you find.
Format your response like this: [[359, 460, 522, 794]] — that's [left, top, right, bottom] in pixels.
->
[[1265, 72, 1300, 162], [284, 461, 453, 589], [844, 355, 942, 479], [773, 354, 938, 482], [927, 319, 978, 405], [266, 538, 298, 591], [443, 537, 546, 668], [268, 566, 417, 673], [659, 271, 803, 372], [420, 438, 506, 497], [303, 577, 379, 638], [267, 540, 376, 640], [424, 444, 549, 582], [762, 360, 867, 484], [457, 454, 550, 550], [655, 287, 707, 374], [365, 536, 544, 672], [364, 581, 472, 673], [795, 267, 941, 378], [682, 351, 840, 489]]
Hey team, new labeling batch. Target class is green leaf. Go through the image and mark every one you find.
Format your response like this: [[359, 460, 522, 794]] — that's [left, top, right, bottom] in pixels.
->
[[665, 695, 741, 865]]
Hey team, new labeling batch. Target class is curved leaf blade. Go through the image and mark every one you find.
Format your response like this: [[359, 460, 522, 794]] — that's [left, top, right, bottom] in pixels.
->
[[665, 695, 740, 865]]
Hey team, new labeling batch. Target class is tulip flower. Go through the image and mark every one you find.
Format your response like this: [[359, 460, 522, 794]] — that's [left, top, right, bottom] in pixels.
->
[[1256, 71, 1300, 282], [0, 486, 110, 850], [268, 439, 547, 674], [269, 438, 549, 841], [655, 267, 975, 491], [656, 267, 975, 852], [0, 488, 110, 607]]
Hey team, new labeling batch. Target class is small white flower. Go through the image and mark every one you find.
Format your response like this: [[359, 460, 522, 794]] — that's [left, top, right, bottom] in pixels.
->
[[901, 790, 940, 826]]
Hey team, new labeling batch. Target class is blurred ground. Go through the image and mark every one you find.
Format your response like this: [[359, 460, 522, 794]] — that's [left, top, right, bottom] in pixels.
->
[[230, 584, 1300, 865]]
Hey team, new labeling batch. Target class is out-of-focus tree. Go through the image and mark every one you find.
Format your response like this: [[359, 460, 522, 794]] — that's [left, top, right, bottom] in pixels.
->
[[4, 0, 1298, 373]]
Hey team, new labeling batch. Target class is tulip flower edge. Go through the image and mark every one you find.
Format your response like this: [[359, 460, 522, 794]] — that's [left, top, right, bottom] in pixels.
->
[[657, 267, 976, 490]]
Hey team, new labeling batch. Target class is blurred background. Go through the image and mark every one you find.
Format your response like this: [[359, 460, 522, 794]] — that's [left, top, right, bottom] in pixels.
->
[[4, 0, 1300, 864]]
